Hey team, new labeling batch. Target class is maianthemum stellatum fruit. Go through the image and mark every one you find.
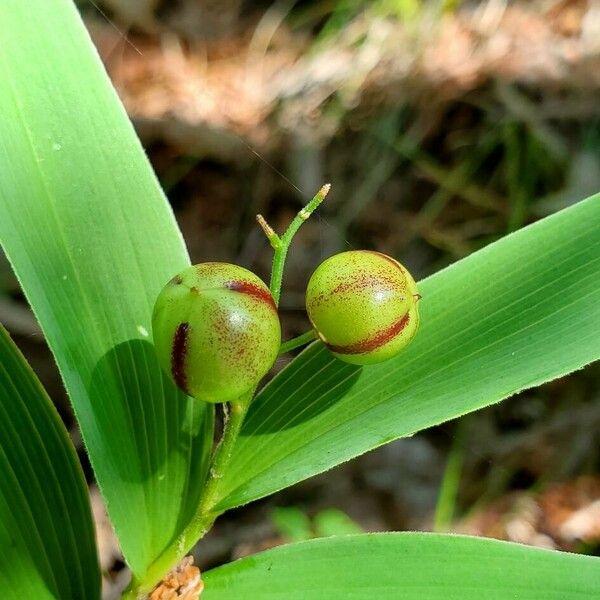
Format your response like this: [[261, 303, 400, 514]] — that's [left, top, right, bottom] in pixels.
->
[[306, 250, 420, 365], [152, 263, 281, 403]]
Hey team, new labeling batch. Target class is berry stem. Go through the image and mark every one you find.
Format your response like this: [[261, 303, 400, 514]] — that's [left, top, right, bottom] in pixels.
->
[[257, 184, 331, 306], [279, 330, 318, 355], [122, 392, 253, 599], [256, 214, 280, 249]]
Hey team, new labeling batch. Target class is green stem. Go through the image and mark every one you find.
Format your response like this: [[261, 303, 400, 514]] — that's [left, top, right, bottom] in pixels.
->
[[278, 330, 318, 355], [121, 586, 138, 600], [122, 395, 252, 599], [258, 184, 331, 306], [433, 419, 467, 532], [180, 398, 249, 545]]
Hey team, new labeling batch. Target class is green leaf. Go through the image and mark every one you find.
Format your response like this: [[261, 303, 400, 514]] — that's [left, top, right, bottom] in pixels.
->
[[313, 509, 362, 537], [0, 325, 100, 599], [215, 195, 600, 510], [272, 507, 313, 542], [202, 533, 600, 599], [0, 0, 213, 578]]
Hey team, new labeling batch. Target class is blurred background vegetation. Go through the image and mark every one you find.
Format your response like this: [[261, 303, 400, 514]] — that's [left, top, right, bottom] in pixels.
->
[[1, 0, 599, 596]]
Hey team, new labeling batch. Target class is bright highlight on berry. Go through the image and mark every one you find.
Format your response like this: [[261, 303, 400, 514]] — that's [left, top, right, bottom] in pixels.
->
[[305, 250, 420, 365], [152, 263, 281, 403]]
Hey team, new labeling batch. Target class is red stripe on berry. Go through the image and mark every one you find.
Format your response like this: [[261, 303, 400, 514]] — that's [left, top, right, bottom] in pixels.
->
[[366, 250, 405, 271], [224, 280, 277, 312], [326, 312, 410, 355], [171, 322, 190, 394]]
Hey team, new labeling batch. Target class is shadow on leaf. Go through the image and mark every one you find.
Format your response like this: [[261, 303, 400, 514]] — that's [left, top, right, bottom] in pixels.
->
[[242, 343, 362, 434], [88, 339, 213, 559]]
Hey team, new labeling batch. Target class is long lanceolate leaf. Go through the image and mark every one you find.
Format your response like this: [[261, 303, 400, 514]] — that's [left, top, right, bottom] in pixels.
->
[[0, 325, 100, 600], [203, 533, 600, 599], [0, 0, 213, 578], [215, 195, 600, 510]]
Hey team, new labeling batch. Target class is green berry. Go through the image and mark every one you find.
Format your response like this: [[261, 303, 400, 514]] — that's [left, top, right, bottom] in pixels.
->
[[305, 250, 420, 365], [152, 263, 281, 403]]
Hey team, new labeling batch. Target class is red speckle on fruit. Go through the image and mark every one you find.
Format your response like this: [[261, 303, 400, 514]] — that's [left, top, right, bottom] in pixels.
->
[[366, 250, 402, 269], [308, 272, 401, 309], [365, 250, 415, 283], [224, 280, 277, 312], [171, 322, 190, 394], [327, 312, 410, 355]]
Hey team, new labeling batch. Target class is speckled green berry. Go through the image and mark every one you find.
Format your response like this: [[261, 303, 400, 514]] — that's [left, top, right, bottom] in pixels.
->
[[152, 263, 281, 403], [306, 250, 420, 365]]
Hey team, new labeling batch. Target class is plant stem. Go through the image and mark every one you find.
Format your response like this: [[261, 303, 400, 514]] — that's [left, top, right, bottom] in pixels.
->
[[278, 330, 318, 355], [121, 584, 138, 600], [122, 395, 252, 599], [258, 184, 331, 306], [433, 418, 467, 532]]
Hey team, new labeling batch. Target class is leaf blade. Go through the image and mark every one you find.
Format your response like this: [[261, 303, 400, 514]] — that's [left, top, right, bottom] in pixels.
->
[[203, 533, 600, 599], [0, 0, 213, 577], [216, 195, 600, 510], [0, 325, 100, 600]]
